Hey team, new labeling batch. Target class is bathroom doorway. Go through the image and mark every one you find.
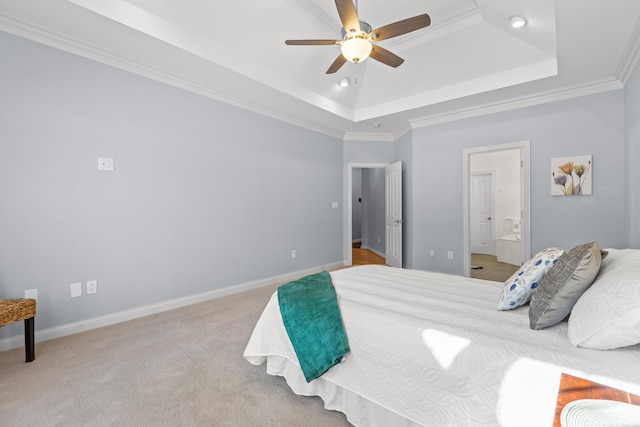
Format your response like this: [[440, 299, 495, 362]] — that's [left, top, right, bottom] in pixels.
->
[[463, 141, 531, 281]]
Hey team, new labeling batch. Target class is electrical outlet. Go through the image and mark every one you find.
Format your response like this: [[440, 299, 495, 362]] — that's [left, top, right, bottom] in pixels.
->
[[87, 280, 98, 295], [98, 157, 114, 171], [447, 251, 454, 260], [70, 282, 82, 298], [25, 289, 38, 301], [291, 249, 297, 259], [430, 249, 435, 257]]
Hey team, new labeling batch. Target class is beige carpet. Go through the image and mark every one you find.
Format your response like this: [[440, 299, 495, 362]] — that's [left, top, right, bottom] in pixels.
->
[[470, 253, 520, 282], [0, 283, 351, 426]]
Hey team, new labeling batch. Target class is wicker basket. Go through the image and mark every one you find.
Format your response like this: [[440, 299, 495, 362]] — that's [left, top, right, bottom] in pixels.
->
[[0, 298, 36, 362]]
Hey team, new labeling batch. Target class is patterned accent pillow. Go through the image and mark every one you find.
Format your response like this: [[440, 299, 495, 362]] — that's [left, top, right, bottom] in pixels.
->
[[529, 241, 603, 330], [497, 247, 564, 310]]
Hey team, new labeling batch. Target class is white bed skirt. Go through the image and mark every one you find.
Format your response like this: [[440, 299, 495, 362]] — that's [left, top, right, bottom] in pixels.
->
[[262, 355, 418, 427]]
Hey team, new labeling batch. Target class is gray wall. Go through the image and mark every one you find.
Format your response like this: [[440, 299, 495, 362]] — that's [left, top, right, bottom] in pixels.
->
[[0, 32, 343, 339], [409, 90, 627, 275], [626, 60, 640, 248], [2, 28, 638, 343]]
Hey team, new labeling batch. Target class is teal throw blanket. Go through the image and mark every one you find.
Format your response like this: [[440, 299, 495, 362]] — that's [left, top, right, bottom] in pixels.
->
[[278, 271, 350, 382]]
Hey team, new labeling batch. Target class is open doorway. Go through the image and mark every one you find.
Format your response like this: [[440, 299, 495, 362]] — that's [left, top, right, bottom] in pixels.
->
[[347, 162, 403, 267], [350, 165, 386, 265], [463, 141, 531, 281]]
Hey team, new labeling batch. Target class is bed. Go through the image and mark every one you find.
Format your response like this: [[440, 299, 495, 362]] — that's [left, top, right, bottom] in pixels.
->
[[243, 245, 640, 426]]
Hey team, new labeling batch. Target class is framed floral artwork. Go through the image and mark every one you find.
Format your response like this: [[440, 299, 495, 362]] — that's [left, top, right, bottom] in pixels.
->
[[551, 155, 592, 196]]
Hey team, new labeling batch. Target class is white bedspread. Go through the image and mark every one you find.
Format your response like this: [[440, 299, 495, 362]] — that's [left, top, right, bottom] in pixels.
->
[[244, 265, 640, 426]]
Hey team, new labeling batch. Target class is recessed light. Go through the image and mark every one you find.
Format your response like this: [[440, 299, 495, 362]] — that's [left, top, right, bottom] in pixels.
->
[[339, 77, 350, 88], [510, 16, 527, 28], [371, 123, 381, 128]]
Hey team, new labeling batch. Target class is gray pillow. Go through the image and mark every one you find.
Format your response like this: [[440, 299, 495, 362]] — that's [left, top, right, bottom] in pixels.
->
[[529, 241, 603, 330]]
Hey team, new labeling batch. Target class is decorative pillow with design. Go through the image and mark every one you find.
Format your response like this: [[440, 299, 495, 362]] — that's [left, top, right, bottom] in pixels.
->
[[529, 241, 604, 330], [568, 249, 640, 350], [497, 247, 564, 310]]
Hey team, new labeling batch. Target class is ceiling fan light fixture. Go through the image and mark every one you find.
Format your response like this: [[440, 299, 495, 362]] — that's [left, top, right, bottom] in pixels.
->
[[510, 16, 527, 28], [341, 35, 372, 63], [284, 2, 431, 74]]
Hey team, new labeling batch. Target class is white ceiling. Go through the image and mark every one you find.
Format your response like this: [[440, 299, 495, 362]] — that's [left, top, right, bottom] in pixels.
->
[[1, 0, 640, 140]]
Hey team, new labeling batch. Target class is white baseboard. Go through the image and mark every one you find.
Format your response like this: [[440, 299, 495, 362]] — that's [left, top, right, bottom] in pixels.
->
[[0, 261, 344, 353]]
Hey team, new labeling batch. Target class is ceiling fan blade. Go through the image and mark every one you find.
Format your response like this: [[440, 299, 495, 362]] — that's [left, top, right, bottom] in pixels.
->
[[285, 39, 340, 46], [335, 0, 360, 34], [326, 54, 347, 74], [369, 14, 431, 41], [369, 45, 404, 68]]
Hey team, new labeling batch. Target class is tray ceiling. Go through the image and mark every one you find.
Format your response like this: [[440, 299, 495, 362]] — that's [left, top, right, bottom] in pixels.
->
[[1, 0, 639, 140]]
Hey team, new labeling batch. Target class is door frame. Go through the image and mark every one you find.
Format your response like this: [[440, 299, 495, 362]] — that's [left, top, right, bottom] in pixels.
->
[[462, 141, 531, 277], [347, 163, 389, 266]]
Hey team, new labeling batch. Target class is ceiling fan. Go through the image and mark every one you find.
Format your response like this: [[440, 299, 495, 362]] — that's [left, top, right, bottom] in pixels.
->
[[285, 0, 431, 74]]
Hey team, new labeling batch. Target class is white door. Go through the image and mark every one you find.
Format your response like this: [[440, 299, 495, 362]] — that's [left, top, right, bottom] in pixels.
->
[[470, 173, 495, 255], [385, 161, 403, 268]]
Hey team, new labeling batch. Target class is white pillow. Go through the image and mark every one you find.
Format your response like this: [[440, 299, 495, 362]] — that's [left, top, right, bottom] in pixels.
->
[[568, 249, 640, 350], [497, 247, 564, 310]]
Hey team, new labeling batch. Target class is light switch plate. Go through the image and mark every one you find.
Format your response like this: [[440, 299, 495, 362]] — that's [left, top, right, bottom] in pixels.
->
[[87, 280, 98, 295], [70, 282, 82, 298], [25, 289, 38, 301]]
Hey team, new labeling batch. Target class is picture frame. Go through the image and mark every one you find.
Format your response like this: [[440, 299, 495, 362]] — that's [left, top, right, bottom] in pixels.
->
[[551, 155, 592, 196]]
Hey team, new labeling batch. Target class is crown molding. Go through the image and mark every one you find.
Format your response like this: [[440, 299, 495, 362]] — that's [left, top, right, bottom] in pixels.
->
[[409, 77, 624, 130], [342, 119, 413, 142], [392, 122, 413, 141], [617, 14, 640, 84], [342, 132, 395, 142]]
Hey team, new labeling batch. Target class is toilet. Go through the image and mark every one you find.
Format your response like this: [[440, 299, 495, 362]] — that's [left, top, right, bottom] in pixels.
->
[[496, 218, 522, 266]]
